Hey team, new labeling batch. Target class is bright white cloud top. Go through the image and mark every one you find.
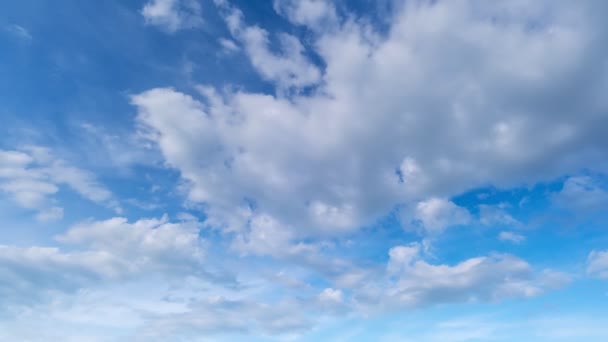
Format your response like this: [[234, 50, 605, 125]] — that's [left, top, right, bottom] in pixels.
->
[[1, 0, 607, 341]]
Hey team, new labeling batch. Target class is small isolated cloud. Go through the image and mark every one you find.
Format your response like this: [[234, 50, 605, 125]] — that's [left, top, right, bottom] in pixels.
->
[[553, 176, 608, 213], [141, 0, 202, 33], [499, 231, 526, 244], [218, 37, 239, 53], [479, 204, 520, 227], [587, 250, 608, 279], [6, 24, 32, 41], [273, 0, 338, 31]]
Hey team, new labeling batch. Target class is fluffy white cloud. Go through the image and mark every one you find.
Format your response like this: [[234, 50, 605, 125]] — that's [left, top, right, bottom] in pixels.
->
[[352, 244, 569, 309], [273, 0, 338, 31], [216, 2, 321, 89], [133, 0, 608, 243], [553, 176, 608, 212], [4, 1, 608, 340], [218, 37, 239, 53], [318, 288, 343, 303], [406, 198, 472, 235], [58, 216, 204, 274], [0, 147, 116, 220], [141, 0, 202, 33], [587, 250, 608, 279], [0, 216, 207, 311]]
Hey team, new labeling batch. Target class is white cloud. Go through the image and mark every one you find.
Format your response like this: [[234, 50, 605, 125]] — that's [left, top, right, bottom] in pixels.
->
[[4, 1, 607, 340], [499, 231, 526, 244], [353, 244, 569, 309], [133, 0, 608, 243], [231, 213, 293, 257], [479, 204, 520, 227], [58, 216, 204, 274], [218, 37, 239, 53], [141, 0, 202, 33], [0, 216, 207, 311], [0, 147, 116, 219], [587, 250, 608, 279], [553, 176, 608, 212], [5, 24, 32, 41], [144, 296, 315, 338], [216, 3, 321, 89], [318, 288, 343, 303], [273, 0, 338, 31], [410, 198, 471, 234]]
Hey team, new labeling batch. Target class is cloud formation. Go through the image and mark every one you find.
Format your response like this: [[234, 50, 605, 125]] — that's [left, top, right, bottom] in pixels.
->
[[2, 0, 608, 340], [132, 0, 608, 244], [0, 216, 206, 312], [0, 147, 116, 220]]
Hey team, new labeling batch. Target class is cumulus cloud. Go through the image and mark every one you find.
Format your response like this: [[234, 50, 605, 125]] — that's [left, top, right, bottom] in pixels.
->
[[215, 2, 321, 89], [273, 0, 338, 31], [58, 216, 205, 274], [552, 176, 608, 212], [0, 216, 207, 310], [0, 147, 116, 220], [141, 0, 202, 33], [402, 198, 472, 235], [4, 0, 608, 340], [133, 0, 608, 243], [352, 243, 569, 309]]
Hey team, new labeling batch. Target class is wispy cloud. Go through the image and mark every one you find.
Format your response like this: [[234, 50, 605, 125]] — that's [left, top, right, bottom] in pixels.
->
[[5, 24, 32, 41]]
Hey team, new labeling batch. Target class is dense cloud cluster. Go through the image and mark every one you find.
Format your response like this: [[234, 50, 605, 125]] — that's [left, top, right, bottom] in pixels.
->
[[134, 0, 608, 240]]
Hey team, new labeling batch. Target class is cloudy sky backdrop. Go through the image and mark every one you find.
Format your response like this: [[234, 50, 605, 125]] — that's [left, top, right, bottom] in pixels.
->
[[1, 0, 608, 340]]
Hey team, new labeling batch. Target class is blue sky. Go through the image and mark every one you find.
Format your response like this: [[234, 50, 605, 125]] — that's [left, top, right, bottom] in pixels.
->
[[1, 0, 608, 341]]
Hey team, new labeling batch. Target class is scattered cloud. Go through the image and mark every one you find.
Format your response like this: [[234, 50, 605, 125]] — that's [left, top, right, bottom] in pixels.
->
[[273, 0, 338, 31], [2, 0, 608, 340], [215, 1, 322, 90], [402, 198, 472, 235], [479, 204, 521, 227], [218, 37, 239, 53], [587, 250, 608, 279], [350, 243, 568, 309], [141, 0, 202, 33], [499, 231, 526, 244], [0, 216, 208, 310], [5, 24, 32, 41], [0, 147, 116, 220], [553, 176, 608, 213]]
